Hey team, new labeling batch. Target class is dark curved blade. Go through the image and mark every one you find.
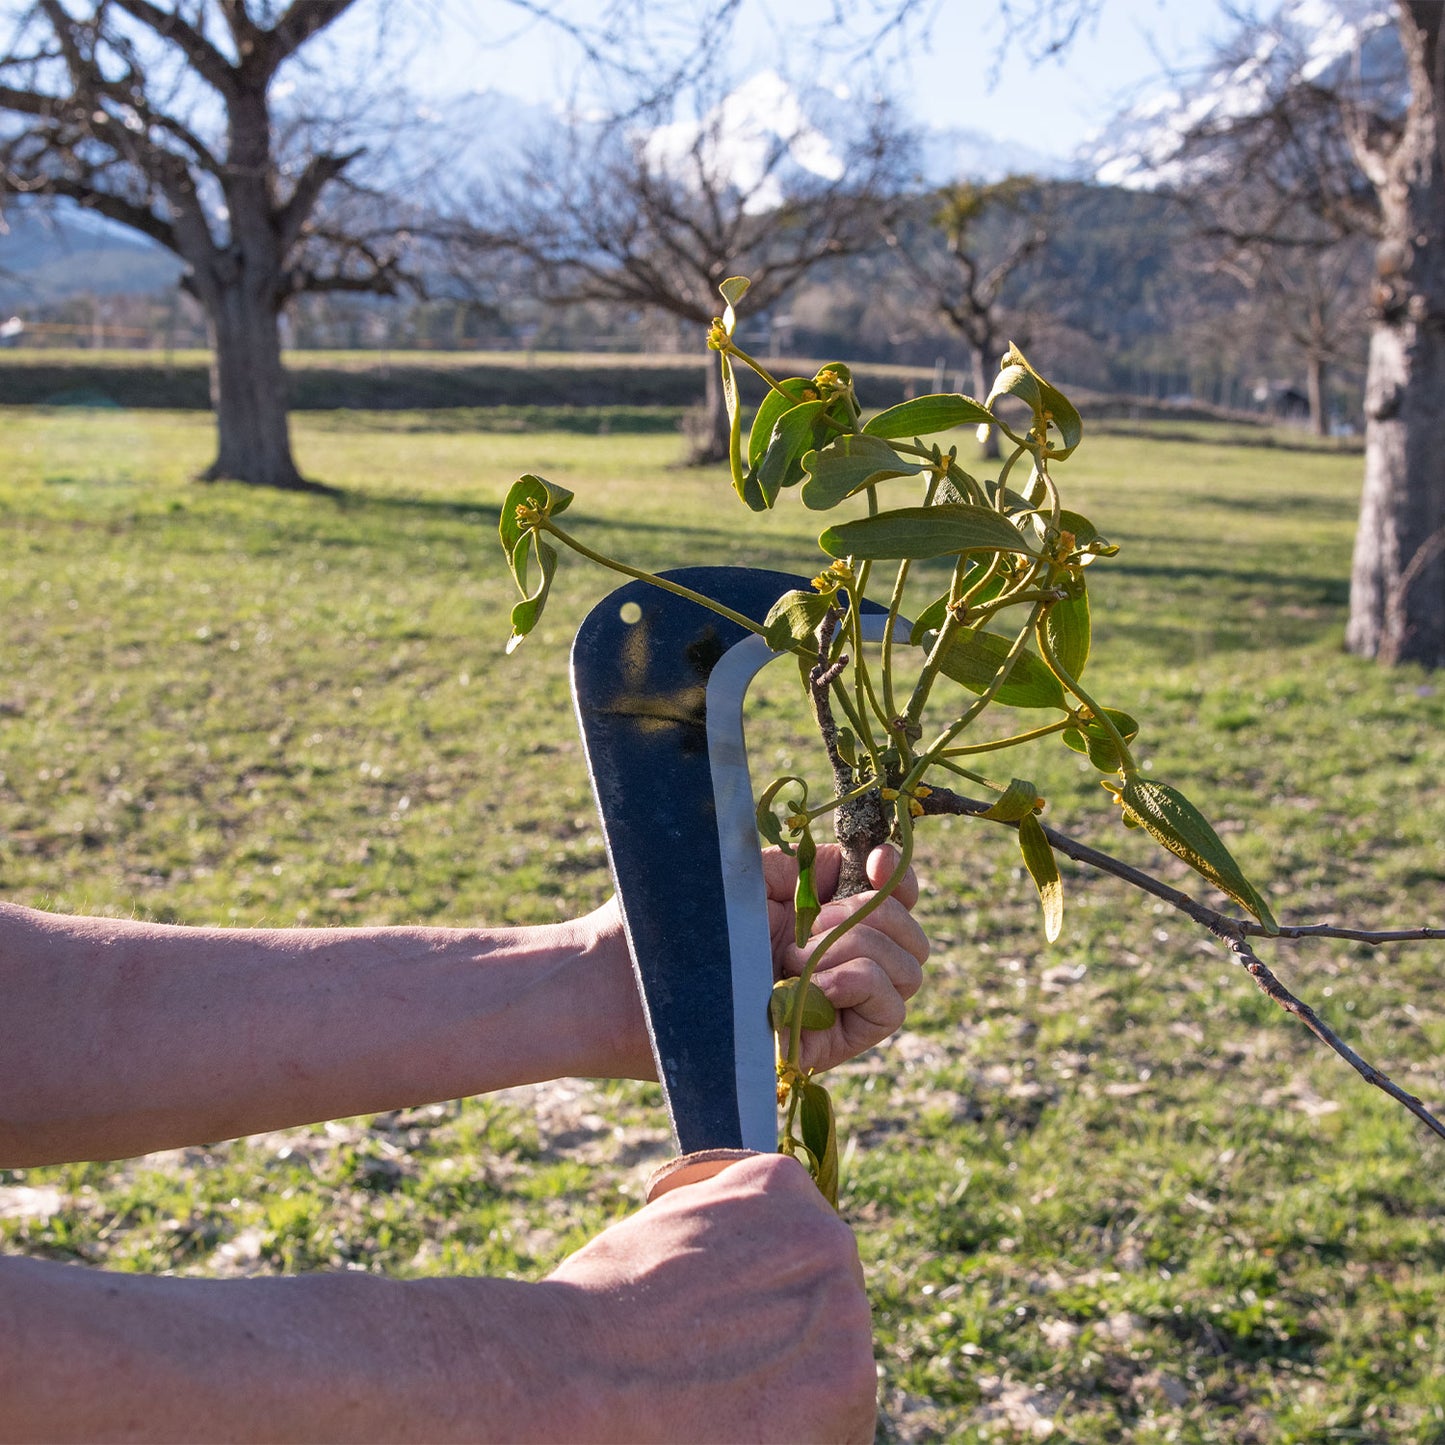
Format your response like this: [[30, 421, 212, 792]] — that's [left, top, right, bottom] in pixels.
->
[[570, 566, 891, 1154]]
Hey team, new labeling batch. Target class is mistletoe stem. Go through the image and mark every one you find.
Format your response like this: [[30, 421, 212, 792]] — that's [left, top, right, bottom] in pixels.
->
[[809, 614, 889, 897], [541, 521, 770, 640], [786, 810, 915, 1071]]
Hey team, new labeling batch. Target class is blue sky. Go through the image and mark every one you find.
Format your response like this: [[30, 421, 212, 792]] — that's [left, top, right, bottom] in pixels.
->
[[400, 0, 1235, 161]]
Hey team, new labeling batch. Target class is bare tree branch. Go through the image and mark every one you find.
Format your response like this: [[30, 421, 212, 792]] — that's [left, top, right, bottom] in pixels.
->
[[1215, 929, 1445, 1143], [9, 170, 177, 248], [1255, 922, 1445, 946], [275, 147, 362, 254], [917, 782, 1445, 1139], [268, 0, 360, 72], [497, 0, 745, 118], [459, 66, 909, 459], [881, 178, 1051, 449], [106, 0, 238, 98]]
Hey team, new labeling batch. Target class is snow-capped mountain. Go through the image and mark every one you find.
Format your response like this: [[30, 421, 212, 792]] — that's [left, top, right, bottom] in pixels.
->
[[1079, 0, 1400, 190], [0, 56, 1131, 303], [643, 70, 844, 213], [638, 67, 1074, 209]]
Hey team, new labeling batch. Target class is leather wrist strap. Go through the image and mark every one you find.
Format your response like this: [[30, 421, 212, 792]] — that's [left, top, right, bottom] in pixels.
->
[[645, 1148, 760, 1202]]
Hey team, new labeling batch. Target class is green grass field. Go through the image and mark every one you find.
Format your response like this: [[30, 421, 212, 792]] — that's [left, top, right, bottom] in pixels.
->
[[2, 399, 1443, 1442]]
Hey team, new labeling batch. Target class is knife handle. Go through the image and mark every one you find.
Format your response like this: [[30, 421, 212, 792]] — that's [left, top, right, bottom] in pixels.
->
[[645, 1148, 760, 1203]]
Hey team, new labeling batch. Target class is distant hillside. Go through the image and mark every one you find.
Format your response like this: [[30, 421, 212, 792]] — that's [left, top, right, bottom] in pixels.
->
[[1028, 181, 1216, 349], [781, 180, 1227, 377], [0, 176, 1362, 421], [0, 203, 182, 307]]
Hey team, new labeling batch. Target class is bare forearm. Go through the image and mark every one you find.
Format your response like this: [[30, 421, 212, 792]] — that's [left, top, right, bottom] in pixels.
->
[[0, 1158, 880, 1445], [0, 901, 648, 1166], [0, 1255, 603, 1444]]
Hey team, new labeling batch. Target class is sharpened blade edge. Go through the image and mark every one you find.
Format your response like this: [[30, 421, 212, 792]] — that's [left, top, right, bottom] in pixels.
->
[[703, 613, 910, 1156], [705, 635, 784, 1154]]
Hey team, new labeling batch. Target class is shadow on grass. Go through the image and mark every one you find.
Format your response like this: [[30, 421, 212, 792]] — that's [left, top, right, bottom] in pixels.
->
[[1105, 559, 1350, 603], [328, 489, 503, 526], [308, 405, 687, 436], [1094, 421, 1365, 456], [329, 485, 806, 555], [1094, 563, 1350, 654], [221, 487, 813, 581], [1198, 492, 1359, 523]]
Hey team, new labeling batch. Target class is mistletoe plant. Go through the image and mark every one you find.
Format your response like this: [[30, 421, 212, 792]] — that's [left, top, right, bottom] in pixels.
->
[[501, 276, 1444, 1203]]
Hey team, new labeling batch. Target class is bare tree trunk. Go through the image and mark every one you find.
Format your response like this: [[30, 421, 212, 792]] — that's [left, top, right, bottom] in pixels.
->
[[199, 285, 311, 491], [189, 84, 317, 493], [689, 356, 731, 466], [971, 345, 1001, 461], [1306, 353, 1329, 437], [1347, 323, 1445, 663], [1345, 2, 1445, 667]]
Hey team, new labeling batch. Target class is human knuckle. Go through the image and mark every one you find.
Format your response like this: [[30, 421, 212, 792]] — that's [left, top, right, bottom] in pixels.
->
[[816, 1215, 862, 1269], [881, 994, 908, 1032]]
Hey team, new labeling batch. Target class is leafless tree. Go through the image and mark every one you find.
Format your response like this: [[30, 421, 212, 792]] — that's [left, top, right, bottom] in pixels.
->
[[0, 1, 416, 490], [1342, 2, 1445, 666], [1190, 2, 1445, 664], [881, 176, 1049, 457], [1143, 5, 1380, 440], [1037, 0, 1442, 666], [459, 68, 910, 463], [1216, 231, 1371, 433]]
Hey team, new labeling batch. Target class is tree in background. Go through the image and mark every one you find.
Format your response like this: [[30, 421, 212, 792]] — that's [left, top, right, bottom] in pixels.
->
[[1343, 2, 1445, 666], [0, 1, 412, 490], [1034, 0, 1442, 667], [1212, 237, 1371, 436], [460, 66, 907, 463], [881, 176, 1048, 457], [1169, 0, 1443, 665], [1148, 6, 1380, 441], [883, 0, 1442, 667]]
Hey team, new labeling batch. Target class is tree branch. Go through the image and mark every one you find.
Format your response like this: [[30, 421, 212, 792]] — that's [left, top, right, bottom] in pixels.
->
[[34, 0, 90, 85], [282, 264, 403, 297], [0, 79, 71, 122], [275, 148, 362, 254], [1214, 929, 1445, 1142], [497, 0, 744, 118], [281, 223, 412, 300], [6, 170, 178, 251], [106, 0, 237, 99], [918, 783, 1445, 1139], [268, 0, 360, 70], [809, 608, 888, 898]]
